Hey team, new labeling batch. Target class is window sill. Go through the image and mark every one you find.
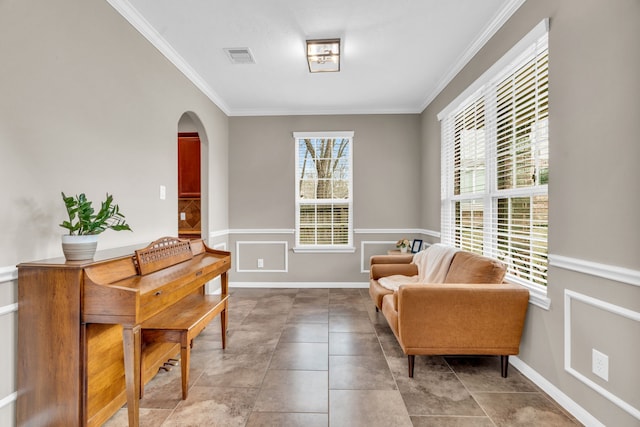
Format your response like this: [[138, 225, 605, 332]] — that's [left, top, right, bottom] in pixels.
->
[[293, 246, 356, 254], [526, 286, 551, 310], [505, 276, 550, 310]]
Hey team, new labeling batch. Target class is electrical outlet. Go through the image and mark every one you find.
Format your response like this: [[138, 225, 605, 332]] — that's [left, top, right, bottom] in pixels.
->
[[592, 348, 609, 381], [159, 185, 166, 200], [257, 258, 264, 268]]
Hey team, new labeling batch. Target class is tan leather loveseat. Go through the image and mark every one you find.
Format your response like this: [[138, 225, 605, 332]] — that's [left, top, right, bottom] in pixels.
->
[[369, 247, 529, 378]]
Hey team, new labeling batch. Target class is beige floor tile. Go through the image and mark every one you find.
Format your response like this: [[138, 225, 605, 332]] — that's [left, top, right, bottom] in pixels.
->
[[287, 306, 329, 323], [329, 354, 397, 390], [395, 372, 485, 416], [269, 341, 329, 370], [446, 356, 538, 392], [329, 389, 412, 427], [329, 315, 375, 333], [253, 369, 328, 413], [410, 415, 495, 426], [329, 332, 383, 355], [162, 386, 258, 427], [473, 392, 581, 426], [194, 352, 270, 388], [103, 288, 573, 427], [103, 408, 173, 427], [279, 322, 329, 342], [245, 412, 328, 427]]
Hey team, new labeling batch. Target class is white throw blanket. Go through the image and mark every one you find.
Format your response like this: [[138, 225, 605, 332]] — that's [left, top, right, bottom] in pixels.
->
[[377, 243, 459, 291]]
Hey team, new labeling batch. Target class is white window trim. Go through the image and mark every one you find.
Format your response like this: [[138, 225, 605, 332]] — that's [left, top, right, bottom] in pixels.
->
[[439, 19, 550, 307], [293, 131, 355, 253]]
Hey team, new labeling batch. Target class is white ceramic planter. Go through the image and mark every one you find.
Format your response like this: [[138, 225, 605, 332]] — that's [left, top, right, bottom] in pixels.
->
[[61, 234, 99, 261]]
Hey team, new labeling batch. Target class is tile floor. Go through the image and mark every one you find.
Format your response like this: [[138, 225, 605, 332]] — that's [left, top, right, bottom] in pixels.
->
[[105, 288, 581, 426]]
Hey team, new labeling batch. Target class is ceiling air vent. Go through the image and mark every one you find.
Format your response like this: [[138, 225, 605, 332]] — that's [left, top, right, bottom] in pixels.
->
[[223, 47, 255, 64]]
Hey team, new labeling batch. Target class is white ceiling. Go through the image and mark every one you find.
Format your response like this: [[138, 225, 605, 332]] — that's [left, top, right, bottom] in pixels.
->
[[110, 0, 523, 116]]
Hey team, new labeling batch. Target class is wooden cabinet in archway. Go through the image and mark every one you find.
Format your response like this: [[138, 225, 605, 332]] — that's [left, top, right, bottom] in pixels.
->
[[178, 133, 201, 238]]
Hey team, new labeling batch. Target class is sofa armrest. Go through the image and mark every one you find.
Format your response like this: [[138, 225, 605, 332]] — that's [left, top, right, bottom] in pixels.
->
[[370, 263, 418, 280], [370, 254, 414, 265], [396, 283, 529, 353]]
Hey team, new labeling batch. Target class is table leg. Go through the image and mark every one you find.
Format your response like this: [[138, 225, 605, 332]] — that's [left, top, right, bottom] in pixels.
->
[[122, 325, 141, 427]]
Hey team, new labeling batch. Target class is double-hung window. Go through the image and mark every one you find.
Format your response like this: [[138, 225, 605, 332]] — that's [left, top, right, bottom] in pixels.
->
[[294, 131, 354, 252], [439, 20, 549, 291]]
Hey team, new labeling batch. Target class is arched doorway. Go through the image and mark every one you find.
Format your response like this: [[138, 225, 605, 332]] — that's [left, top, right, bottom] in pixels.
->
[[177, 113, 208, 240]]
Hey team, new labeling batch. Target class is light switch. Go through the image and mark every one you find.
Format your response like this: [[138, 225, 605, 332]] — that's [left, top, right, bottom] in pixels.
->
[[180, 212, 186, 220]]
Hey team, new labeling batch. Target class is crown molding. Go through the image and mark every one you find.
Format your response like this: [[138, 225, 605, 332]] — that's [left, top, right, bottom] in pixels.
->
[[419, 0, 527, 112], [227, 106, 423, 117], [108, 0, 525, 117], [106, 0, 231, 115]]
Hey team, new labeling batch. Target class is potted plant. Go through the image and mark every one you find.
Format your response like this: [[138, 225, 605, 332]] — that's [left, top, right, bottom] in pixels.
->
[[59, 192, 132, 260], [396, 239, 411, 253]]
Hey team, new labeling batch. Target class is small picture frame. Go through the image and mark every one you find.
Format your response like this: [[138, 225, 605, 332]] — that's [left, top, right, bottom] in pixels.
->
[[411, 239, 423, 253]]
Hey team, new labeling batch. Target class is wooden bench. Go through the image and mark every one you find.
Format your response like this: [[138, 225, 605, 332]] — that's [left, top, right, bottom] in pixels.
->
[[140, 292, 228, 399]]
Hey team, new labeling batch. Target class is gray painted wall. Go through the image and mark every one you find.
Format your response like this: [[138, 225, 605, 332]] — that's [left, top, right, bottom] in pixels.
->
[[1, 0, 638, 425], [0, 0, 229, 423], [0, 0, 229, 266], [228, 115, 424, 284], [420, 1, 640, 425]]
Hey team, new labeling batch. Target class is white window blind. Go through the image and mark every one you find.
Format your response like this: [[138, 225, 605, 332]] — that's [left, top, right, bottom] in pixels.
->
[[441, 21, 549, 288], [294, 131, 354, 251]]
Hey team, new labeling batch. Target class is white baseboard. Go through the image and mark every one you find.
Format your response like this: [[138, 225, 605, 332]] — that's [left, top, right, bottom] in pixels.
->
[[510, 356, 604, 427], [229, 281, 368, 289]]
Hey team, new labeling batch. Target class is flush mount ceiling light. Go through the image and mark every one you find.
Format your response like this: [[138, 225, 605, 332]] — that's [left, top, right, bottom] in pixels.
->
[[306, 38, 340, 73]]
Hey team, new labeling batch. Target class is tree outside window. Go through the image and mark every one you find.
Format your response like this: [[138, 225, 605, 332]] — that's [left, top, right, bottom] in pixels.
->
[[294, 132, 353, 249]]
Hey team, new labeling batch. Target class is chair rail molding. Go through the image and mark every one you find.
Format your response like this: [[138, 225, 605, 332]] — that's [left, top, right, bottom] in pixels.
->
[[219, 228, 442, 238], [549, 254, 640, 287], [227, 229, 295, 235], [0, 392, 17, 411], [354, 228, 441, 238], [0, 265, 17, 284]]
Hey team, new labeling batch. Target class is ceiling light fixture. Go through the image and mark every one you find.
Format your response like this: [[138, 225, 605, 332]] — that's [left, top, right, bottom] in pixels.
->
[[306, 38, 340, 73]]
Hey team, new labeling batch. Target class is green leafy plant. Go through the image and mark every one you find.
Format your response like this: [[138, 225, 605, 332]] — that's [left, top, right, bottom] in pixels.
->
[[59, 192, 132, 235]]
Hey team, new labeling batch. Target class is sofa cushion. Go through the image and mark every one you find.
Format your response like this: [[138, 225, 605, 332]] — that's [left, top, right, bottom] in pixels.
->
[[381, 294, 399, 337], [369, 279, 393, 309], [443, 251, 506, 284]]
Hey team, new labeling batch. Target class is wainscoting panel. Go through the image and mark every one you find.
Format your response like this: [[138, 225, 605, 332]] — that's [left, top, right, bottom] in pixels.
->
[[235, 241, 288, 273], [205, 242, 227, 295], [564, 290, 640, 420], [360, 240, 397, 273]]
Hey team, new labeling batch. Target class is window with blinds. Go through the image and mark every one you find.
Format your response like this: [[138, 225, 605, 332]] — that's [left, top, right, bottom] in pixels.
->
[[440, 22, 549, 288], [294, 131, 354, 251]]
